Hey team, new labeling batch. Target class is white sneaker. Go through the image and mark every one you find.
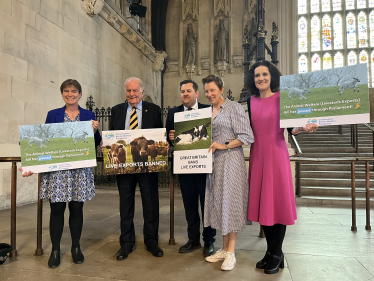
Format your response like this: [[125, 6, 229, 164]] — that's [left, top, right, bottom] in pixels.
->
[[221, 252, 236, 271], [205, 249, 227, 262]]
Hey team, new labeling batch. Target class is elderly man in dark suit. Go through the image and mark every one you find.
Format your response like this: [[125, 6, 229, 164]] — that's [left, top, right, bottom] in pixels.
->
[[110, 77, 163, 260], [165, 79, 216, 257]]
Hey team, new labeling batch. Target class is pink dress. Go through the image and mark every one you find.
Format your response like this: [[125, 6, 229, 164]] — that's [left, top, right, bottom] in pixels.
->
[[247, 92, 297, 226]]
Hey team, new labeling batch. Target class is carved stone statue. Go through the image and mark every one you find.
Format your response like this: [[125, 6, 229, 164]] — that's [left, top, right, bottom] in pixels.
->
[[243, 25, 250, 43], [185, 23, 197, 66], [83, 0, 104, 17], [215, 19, 228, 63], [272, 21, 279, 42]]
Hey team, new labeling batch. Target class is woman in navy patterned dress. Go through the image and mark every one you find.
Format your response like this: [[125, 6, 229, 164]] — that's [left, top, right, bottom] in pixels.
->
[[21, 79, 101, 269], [202, 75, 254, 271]]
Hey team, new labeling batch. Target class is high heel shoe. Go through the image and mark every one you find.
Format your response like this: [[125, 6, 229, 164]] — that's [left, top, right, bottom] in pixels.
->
[[264, 253, 284, 274], [256, 251, 271, 269]]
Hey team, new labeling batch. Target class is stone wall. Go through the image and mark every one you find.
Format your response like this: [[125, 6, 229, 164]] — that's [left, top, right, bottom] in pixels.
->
[[163, 0, 298, 109], [0, 0, 161, 209]]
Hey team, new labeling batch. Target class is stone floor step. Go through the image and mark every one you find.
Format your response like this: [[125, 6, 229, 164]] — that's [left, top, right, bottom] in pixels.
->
[[300, 170, 374, 178], [300, 163, 371, 171], [295, 195, 374, 207], [301, 147, 373, 153], [300, 177, 374, 187], [300, 186, 373, 196], [300, 152, 373, 157]]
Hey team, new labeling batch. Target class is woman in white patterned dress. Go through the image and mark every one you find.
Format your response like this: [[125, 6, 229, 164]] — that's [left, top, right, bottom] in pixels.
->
[[202, 75, 254, 271], [21, 79, 101, 269]]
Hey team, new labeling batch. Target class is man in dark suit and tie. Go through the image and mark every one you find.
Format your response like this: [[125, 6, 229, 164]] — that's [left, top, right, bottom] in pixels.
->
[[165, 79, 216, 257], [110, 77, 163, 260]]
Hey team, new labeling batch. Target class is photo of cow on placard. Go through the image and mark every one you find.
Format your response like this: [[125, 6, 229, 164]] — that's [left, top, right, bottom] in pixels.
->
[[102, 128, 168, 175], [174, 117, 212, 151]]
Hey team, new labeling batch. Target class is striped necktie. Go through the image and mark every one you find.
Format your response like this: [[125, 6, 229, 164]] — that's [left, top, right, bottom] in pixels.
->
[[130, 107, 138, 130]]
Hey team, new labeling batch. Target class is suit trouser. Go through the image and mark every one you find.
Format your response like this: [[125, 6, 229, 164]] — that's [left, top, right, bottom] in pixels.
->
[[116, 173, 159, 249], [178, 173, 216, 243]]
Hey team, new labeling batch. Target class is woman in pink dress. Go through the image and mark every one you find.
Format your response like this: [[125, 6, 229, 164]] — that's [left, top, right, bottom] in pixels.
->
[[246, 61, 317, 274]]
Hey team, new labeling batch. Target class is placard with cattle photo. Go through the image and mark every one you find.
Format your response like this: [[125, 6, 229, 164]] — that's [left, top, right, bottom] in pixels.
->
[[280, 63, 370, 127], [102, 128, 168, 175], [19, 121, 97, 173], [173, 107, 213, 174]]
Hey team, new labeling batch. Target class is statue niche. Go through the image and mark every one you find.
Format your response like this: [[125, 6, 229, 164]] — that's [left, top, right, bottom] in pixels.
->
[[214, 19, 228, 63], [185, 23, 197, 66]]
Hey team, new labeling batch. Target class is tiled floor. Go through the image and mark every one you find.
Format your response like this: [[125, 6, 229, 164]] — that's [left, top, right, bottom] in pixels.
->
[[0, 191, 373, 281]]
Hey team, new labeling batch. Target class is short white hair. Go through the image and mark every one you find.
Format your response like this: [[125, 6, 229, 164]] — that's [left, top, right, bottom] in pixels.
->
[[125, 77, 144, 92]]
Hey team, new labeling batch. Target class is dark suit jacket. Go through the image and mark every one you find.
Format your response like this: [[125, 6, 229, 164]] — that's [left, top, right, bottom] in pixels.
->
[[45, 105, 102, 147], [165, 102, 210, 146], [109, 101, 162, 131]]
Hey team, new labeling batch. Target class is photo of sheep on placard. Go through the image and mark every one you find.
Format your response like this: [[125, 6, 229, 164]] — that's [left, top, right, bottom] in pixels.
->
[[19, 121, 96, 171], [174, 118, 212, 151], [280, 63, 369, 124], [102, 128, 168, 175]]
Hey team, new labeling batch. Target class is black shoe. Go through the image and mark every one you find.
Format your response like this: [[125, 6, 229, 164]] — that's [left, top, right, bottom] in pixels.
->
[[256, 251, 271, 269], [115, 247, 132, 261], [202, 242, 214, 257], [48, 249, 60, 269], [179, 240, 201, 254], [146, 244, 164, 257], [264, 253, 284, 274], [71, 247, 84, 264]]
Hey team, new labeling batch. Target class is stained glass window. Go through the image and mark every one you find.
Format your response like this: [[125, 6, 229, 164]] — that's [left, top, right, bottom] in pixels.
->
[[322, 0, 330, 11], [333, 14, 343, 49], [299, 0, 307, 14], [299, 54, 308, 73], [370, 11, 374, 46], [311, 15, 321, 51], [357, 0, 366, 9], [371, 51, 374, 84], [346, 0, 355, 10], [334, 51, 344, 68], [360, 50, 369, 64], [322, 15, 332, 50], [333, 0, 341, 11], [370, 1, 374, 8], [323, 53, 332, 69], [299, 17, 308, 52], [348, 51, 357, 65], [347, 12, 357, 48], [311, 0, 320, 13], [312, 54, 321, 71], [358, 12, 368, 48]]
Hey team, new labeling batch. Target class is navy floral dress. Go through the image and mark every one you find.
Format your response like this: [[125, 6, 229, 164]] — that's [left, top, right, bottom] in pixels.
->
[[40, 113, 95, 202]]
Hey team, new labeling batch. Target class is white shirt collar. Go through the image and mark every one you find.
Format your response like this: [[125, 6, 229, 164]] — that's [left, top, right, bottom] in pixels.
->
[[183, 99, 198, 111]]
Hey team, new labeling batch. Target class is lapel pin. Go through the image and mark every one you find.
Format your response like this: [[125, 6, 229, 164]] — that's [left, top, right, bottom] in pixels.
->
[[145, 110, 148, 112]]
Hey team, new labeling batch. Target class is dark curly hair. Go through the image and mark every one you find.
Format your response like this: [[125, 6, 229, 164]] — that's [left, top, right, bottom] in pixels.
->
[[60, 79, 82, 94], [246, 60, 281, 97], [202, 75, 224, 90]]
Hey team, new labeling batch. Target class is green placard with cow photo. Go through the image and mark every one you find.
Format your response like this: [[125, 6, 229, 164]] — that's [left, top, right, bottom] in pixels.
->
[[102, 128, 168, 175]]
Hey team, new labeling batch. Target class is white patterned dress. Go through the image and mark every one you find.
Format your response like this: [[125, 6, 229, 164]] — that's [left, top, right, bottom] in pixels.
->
[[40, 113, 95, 203], [204, 99, 254, 235]]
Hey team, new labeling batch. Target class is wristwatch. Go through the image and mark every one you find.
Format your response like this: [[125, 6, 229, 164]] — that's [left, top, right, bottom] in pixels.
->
[[225, 142, 230, 150]]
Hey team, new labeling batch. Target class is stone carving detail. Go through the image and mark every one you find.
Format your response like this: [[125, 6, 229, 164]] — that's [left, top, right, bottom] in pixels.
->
[[234, 59, 243, 67], [185, 23, 197, 66], [215, 19, 228, 63], [214, 0, 230, 17], [129, 34, 137, 42], [83, 0, 104, 17], [144, 48, 150, 55], [185, 65, 195, 79], [167, 63, 178, 72], [183, 0, 199, 21], [153, 51, 167, 72], [138, 40, 145, 49], [119, 24, 129, 34], [201, 61, 210, 70], [215, 61, 227, 77], [107, 13, 117, 26], [228, 64, 234, 74]]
